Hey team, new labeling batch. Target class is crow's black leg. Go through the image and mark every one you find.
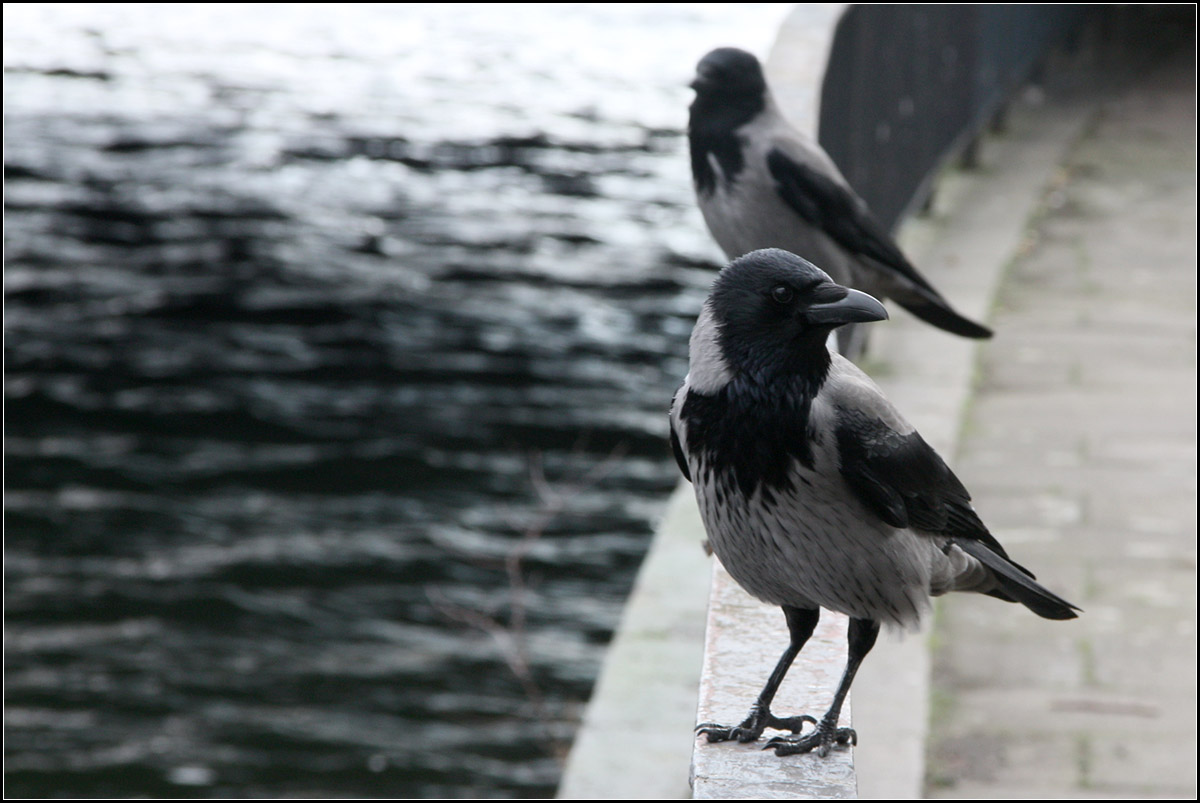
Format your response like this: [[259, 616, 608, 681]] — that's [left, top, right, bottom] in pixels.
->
[[697, 606, 819, 743], [765, 617, 880, 757]]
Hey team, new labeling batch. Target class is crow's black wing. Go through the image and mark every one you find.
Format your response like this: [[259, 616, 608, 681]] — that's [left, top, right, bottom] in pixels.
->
[[767, 147, 992, 339], [766, 148, 933, 291], [833, 405, 1012, 559], [834, 403, 1080, 620]]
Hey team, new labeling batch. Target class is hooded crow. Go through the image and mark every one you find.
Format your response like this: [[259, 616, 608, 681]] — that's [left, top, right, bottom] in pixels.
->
[[669, 248, 1078, 757], [688, 47, 993, 357]]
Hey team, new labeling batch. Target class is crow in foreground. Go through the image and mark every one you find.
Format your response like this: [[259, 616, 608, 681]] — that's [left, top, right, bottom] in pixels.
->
[[688, 47, 992, 357], [669, 249, 1078, 757]]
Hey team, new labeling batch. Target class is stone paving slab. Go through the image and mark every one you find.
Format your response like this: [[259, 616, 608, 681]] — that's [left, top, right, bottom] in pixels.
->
[[925, 27, 1197, 800]]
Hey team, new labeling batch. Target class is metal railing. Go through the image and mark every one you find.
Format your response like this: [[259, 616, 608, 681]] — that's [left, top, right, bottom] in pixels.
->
[[819, 4, 1093, 230]]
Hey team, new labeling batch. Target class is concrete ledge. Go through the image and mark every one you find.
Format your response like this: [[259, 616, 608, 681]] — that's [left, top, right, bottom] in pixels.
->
[[692, 569, 855, 799]]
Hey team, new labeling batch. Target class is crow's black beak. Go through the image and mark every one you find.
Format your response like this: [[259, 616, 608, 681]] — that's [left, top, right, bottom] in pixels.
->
[[804, 288, 889, 327]]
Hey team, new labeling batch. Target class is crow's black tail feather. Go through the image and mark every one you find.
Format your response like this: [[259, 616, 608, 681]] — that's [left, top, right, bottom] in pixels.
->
[[956, 539, 1081, 620], [887, 286, 993, 340]]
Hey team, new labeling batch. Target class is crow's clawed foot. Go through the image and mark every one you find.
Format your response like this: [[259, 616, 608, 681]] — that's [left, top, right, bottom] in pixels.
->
[[764, 722, 857, 757], [696, 721, 758, 744], [696, 707, 817, 744]]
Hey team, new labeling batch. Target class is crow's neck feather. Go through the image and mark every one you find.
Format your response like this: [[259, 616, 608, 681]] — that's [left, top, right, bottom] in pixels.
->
[[688, 93, 763, 195], [681, 367, 827, 500]]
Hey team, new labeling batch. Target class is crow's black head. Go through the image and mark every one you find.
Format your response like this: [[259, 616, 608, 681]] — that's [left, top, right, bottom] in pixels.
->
[[691, 47, 767, 99], [688, 48, 769, 195], [708, 249, 888, 382]]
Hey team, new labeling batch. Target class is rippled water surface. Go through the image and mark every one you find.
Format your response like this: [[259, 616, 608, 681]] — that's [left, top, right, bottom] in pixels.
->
[[4, 3, 795, 797]]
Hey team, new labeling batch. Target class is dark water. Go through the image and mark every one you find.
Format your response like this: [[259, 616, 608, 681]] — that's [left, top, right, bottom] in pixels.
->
[[4, 4, 792, 797]]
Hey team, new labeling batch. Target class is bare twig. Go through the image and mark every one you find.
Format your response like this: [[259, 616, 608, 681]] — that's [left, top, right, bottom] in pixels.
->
[[429, 441, 629, 763]]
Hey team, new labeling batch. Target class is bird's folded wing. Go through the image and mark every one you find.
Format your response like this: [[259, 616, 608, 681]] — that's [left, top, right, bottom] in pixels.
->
[[765, 146, 942, 296], [833, 405, 1013, 561]]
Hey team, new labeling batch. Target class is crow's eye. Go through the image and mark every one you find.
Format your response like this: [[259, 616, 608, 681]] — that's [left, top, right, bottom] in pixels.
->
[[770, 285, 794, 305]]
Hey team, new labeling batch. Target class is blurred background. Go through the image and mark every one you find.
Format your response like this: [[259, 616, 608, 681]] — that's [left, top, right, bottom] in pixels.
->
[[3, 3, 797, 797]]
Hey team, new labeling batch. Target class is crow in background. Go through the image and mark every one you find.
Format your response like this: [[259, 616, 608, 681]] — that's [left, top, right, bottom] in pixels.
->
[[688, 47, 992, 358]]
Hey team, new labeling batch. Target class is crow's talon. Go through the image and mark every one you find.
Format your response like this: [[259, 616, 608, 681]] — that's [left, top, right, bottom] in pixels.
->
[[697, 709, 818, 744], [764, 725, 857, 757], [697, 724, 757, 743]]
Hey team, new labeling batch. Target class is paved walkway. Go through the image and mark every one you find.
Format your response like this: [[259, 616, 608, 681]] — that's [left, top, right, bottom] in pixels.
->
[[926, 25, 1197, 800], [558, 11, 1195, 799]]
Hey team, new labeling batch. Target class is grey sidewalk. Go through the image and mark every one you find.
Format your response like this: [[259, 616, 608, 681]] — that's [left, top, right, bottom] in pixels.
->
[[558, 11, 1195, 800], [926, 31, 1197, 800]]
